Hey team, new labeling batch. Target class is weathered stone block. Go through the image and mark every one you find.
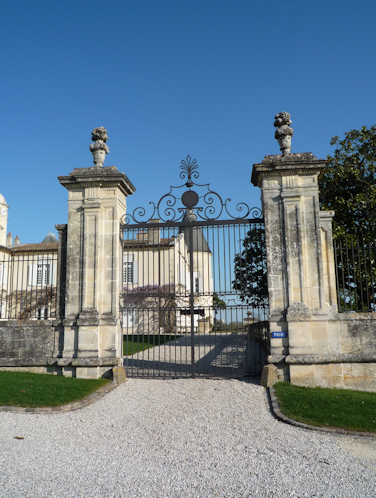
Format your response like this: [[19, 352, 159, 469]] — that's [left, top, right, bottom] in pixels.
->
[[260, 364, 278, 387], [113, 366, 127, 384]]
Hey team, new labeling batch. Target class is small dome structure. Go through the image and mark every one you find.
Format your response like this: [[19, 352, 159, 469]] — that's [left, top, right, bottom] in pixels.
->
[[42, 230, 58, 243], [0, 194, 7, 206]]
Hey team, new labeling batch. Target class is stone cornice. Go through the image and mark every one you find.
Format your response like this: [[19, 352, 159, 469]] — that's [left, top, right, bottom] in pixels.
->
[[251, 154, 327, 187], [319, 210, 335, 220], [286, 353, 376, 364], [58, 165, 136, 197]]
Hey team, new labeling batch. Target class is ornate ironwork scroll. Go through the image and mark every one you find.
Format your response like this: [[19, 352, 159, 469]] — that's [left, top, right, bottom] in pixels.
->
[[121, 156, 262, 225]]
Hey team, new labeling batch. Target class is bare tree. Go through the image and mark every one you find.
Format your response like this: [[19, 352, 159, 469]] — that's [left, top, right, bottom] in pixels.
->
[[121, 284, 177, 333]]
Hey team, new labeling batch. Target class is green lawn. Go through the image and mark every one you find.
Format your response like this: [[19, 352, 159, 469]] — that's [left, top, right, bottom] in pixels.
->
[[0, 371, 110, 408], [123, 334, 181, 355], [274, 382, 376, 433]]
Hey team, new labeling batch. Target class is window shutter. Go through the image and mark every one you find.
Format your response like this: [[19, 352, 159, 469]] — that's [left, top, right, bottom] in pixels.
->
[[133, 262, 138, 284], [199, 276, 204, 293], [28, 264, 37, 286], [123, 262, 126, 284], [51, 263, 57, 286], [0, 264, 7, 287], [3, 264, 7, 286], [123, 310, 136, 328], [180, 265, 185, 286], [186, 272, 190, 291]]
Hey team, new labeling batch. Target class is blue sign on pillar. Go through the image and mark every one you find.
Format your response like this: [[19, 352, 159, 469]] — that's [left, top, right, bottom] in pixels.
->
[[271, 331, 287, 338]]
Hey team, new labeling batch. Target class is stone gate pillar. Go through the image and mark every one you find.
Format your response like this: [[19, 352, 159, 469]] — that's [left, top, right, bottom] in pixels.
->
[[252, 113, 338, 385], [58, 127, 135, 378]]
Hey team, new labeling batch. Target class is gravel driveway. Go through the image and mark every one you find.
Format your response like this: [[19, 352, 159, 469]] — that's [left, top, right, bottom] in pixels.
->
[[1, 378, 375, 497]]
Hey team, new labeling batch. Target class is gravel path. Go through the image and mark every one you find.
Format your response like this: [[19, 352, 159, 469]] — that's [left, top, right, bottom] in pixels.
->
[[1, 378, 375, 497]]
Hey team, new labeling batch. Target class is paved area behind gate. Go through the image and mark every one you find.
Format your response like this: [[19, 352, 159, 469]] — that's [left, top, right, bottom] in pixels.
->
[[1, 379, 375, 497], [124, 334, 266, 377]]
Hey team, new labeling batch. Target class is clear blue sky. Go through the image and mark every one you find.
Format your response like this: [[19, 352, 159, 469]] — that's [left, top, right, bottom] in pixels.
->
[[2, 0, 376, 243]]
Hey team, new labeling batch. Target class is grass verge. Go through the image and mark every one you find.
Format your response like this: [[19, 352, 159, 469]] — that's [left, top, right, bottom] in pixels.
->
[[124, 334, 181, 355], [274, 382, 376, 433], [0, 371, 110, 408]]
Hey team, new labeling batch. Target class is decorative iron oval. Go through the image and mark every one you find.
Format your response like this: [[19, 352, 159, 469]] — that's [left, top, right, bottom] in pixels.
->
[[181, 190, 199, 209]]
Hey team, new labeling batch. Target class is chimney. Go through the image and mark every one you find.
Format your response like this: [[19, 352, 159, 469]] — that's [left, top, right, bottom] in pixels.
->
[[14, 235, 20, 245], [148, 219, 160, 244], [6, 232, 12, 247]]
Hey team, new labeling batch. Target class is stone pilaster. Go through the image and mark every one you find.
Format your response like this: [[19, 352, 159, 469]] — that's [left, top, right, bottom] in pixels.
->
[[58, 166, 135, 378]]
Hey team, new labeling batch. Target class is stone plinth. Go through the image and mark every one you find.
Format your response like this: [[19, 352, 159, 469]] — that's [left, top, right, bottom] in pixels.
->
[[197, 318, 210, 334], [58, 166, 135, 378]]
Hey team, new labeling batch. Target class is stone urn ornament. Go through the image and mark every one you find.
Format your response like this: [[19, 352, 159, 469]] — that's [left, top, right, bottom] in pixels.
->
[[90, 127, 109, 166], [274, 112, 293, 156]]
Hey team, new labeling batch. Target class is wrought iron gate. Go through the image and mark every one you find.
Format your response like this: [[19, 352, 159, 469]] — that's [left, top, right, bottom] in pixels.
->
[[120, 157, 268, 378]]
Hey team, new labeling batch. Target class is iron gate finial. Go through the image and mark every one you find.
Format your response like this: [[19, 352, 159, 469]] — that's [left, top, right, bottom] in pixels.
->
[[180, 155, 199, 187]]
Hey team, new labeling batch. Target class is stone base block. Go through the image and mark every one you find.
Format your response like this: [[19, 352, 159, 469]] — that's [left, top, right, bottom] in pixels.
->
[[112, 366, 127, 384], [76, 366, 100, 379], [75, 366, 113, 379], [290, 363, 376, 392], [260, 364, 278, 387]]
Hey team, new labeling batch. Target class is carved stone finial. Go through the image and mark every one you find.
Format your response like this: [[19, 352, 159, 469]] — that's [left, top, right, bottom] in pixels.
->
[[274, 112, 293, 156], [89, 127, 109, 167]]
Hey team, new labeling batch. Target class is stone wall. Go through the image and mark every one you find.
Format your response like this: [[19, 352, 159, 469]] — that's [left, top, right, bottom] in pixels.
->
[[287, 313, 376, 392], [0, 320, 62, 374], [0, 319, 121, 376]]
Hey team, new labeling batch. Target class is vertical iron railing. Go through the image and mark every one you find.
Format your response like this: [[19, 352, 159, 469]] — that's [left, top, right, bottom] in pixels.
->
[[334, 239, 376, 312], [121, 219, 268, 378], [0, 251, 58, 319]]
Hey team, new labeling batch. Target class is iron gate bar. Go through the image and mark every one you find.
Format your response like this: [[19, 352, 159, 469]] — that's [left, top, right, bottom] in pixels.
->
[[121, 218, 264, 230], [189, 224, 195, 377]]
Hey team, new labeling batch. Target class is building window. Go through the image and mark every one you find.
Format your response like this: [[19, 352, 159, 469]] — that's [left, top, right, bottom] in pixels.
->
[[37, 263, 51, 285], [179, 308, 205, 317], [123, 255, 138, 284], [123, 262, 133, 283], [193, 271, 203, 293], [195, 277, 199, 293], [28, 260, 56, 286]]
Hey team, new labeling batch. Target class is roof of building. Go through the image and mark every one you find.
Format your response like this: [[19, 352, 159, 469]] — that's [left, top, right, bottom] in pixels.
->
[[42, 231, 58, 243], [0, 194, 7, 206], [11, 242, 58, 252], [178, 209, 211, 253], [181, 226, 211, 253]]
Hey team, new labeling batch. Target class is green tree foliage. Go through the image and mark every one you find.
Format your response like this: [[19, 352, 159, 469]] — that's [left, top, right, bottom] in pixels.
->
[[319, 126, 376, 311], [212, 292, 226, 312], [232, 226, 268, 308], [319, 125, 376, 240]]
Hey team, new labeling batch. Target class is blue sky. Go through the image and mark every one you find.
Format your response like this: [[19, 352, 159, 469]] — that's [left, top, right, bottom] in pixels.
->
[[2, 0, 376, 243]]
